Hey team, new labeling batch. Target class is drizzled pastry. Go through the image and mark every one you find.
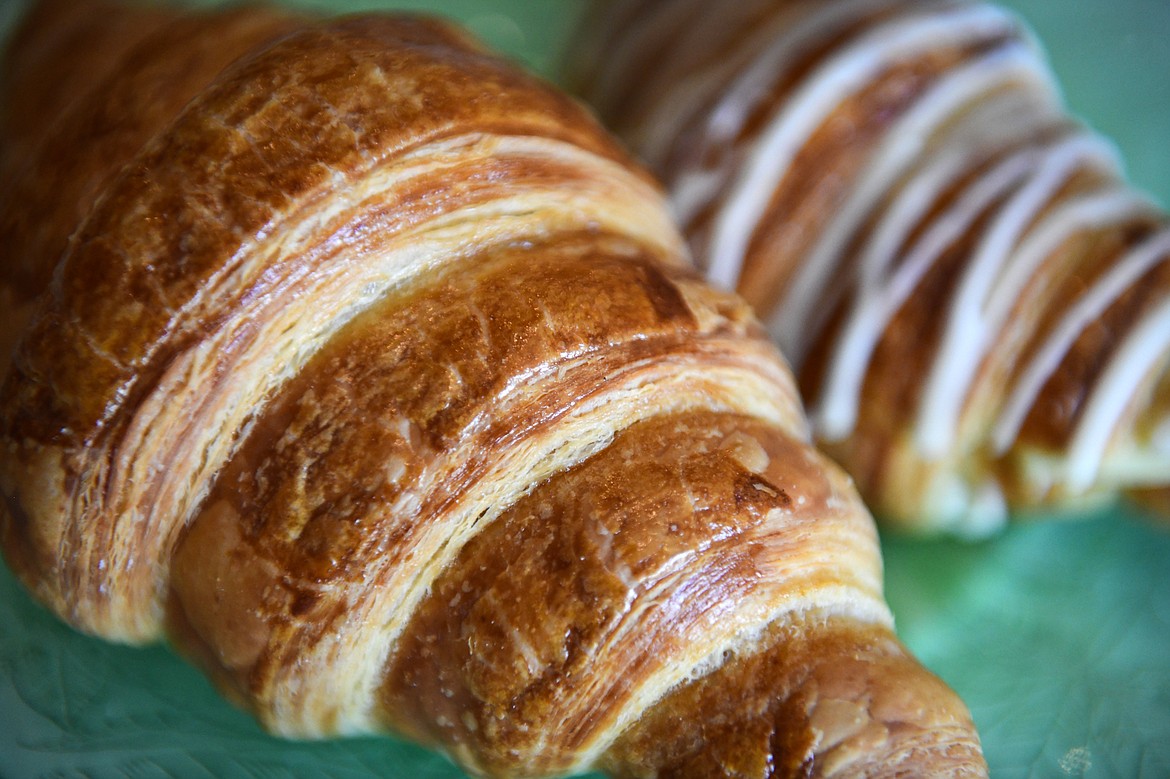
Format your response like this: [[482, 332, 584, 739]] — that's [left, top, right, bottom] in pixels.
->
[[574, 0, 1170, 534], [0, 1, 985, 776]]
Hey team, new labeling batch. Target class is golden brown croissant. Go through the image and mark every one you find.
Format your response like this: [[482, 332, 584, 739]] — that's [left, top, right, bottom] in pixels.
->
[[0, 1, 984, 776], [573, 0, 1170, 535]]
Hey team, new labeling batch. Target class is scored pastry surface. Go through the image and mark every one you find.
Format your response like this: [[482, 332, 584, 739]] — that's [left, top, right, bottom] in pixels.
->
[[1, 2, 985, 776]]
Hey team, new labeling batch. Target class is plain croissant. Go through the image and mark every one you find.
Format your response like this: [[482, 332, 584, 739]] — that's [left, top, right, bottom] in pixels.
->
[[573, 0, 1170, 535], [0, 1, 985, 776]]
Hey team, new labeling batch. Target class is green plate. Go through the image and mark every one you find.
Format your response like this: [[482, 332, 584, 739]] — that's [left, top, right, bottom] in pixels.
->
[[2, 1, 1169, 777]]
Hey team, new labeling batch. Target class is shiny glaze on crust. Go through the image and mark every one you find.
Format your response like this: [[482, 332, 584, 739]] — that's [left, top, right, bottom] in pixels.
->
[[0, 0, 174, 380], [1, 12, 676, 641], [1, 5, 304, 306], [167, 234, 801, 736], [5, 16, 622, 446], [604, 616, 985, 778], [576, 0, 1170, 532], [1, 2, 985, 776], [379, 412, 885, 775]]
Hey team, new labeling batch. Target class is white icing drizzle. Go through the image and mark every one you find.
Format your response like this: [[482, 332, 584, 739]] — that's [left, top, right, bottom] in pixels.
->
[[587, 0, 710, 119], [702, 3, 1017, 290], [992, 228, 1170, 453], [814, 145, 1039, 440], [1067, 297, 1170, 490], [591, 0, 1170, 512], [772, 41, 1061, 364], [633, 1, 814, 167], [632, 0, 820, 163], [914, 133, 1129, 456], [615, 0, 715, 87], [703, 0, 901, 149], [660, 0, 908, 224]]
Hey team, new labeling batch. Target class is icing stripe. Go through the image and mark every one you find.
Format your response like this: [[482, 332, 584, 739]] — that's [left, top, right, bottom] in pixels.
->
[[993, 229, 1170, 453], [772, 41, 1061, 363], [1067, 297, 1170, 489], [654, 0, 905, 193], [586, 0, 1170, 518], [915, 133, 1127, 456], [703, 3, 1017, 290], [814, 145, 1038, 440]]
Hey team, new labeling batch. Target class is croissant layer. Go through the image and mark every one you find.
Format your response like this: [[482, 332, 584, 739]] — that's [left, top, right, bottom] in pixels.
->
[[1, 1, 985, 776], [2, 10, 670, 642]]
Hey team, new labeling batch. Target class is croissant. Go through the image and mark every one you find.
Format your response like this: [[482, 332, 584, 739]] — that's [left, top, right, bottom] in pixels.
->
[[572, 0, 1170, 535], [0, 1, 985, 776]]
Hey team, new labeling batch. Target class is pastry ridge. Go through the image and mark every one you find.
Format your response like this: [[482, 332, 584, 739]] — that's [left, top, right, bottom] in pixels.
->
[[1, 2, 986, 776]]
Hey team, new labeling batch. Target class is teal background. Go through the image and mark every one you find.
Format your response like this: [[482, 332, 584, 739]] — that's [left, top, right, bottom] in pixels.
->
[[2, 1, 1169, 777]]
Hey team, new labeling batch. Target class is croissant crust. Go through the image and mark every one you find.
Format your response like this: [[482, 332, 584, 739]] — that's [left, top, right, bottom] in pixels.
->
[[1, 1, 985, 776]]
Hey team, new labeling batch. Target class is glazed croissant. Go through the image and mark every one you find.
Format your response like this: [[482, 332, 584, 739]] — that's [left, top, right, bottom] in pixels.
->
[[573, 0, 1170, 535], [0, 1, 985, 776]]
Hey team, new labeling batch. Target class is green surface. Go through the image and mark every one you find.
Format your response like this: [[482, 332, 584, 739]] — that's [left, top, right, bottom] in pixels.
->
[[2, 1, 1170, 777]]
